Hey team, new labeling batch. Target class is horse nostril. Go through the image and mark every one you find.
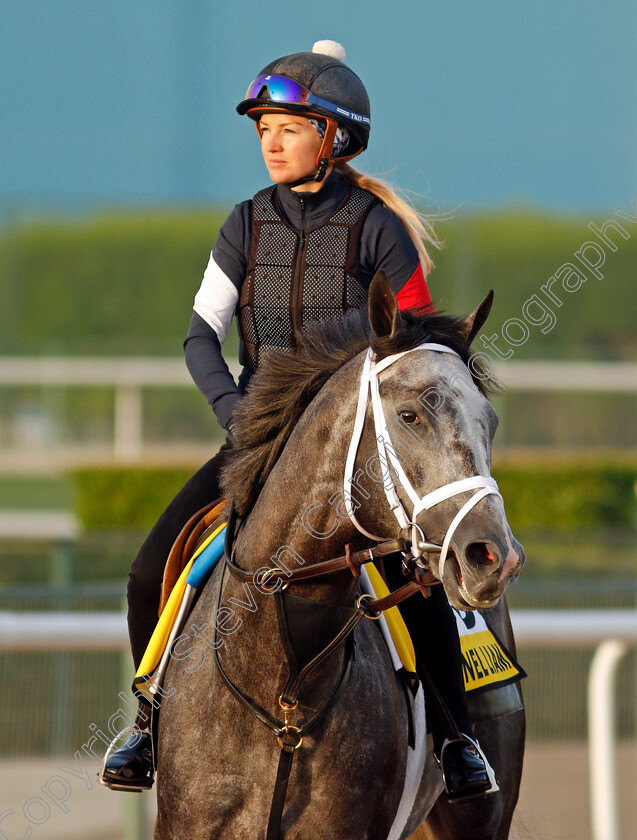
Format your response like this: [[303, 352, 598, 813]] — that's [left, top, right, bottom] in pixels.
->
[[465, 541, 499, 567]]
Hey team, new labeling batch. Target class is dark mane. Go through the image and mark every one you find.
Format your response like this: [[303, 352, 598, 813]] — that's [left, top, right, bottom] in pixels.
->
[[221, 308, 495, 515]]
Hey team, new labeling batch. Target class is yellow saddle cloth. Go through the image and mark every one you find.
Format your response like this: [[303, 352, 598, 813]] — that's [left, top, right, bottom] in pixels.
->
[[361, 562, 417, 674]]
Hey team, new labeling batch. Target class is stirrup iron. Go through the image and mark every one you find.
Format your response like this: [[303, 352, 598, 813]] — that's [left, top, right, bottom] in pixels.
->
[[99, 724, 154, 793], [438, 734, 499, 798]]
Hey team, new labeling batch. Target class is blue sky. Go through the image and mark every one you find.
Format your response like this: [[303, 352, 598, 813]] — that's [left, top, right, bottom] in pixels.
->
[[1, 0, 635, 214]]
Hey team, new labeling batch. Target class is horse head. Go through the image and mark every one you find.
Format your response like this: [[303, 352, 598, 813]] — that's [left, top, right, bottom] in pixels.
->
[[349, 271, 525, 610], [223, 271, 523, 610]]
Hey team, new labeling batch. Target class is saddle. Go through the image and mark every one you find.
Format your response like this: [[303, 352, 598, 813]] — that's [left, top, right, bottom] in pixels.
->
[[133, 499, 229, 702], [159, 498, 230, 613]]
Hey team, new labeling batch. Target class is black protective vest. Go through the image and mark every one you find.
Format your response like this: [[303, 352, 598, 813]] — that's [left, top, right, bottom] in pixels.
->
[[238, 184, 379, 370]]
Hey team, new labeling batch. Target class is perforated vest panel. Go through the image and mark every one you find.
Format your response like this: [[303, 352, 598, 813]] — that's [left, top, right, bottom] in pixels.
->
[[238, 185, 379, 370]]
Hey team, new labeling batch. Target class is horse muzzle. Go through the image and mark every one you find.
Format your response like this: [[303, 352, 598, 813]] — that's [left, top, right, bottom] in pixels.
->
[[444, 533, 525, 610]]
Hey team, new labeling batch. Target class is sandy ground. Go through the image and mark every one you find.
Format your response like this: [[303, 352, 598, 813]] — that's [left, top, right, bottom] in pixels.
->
[[514, 741, 635, 840], [0, 741, 634, 839]]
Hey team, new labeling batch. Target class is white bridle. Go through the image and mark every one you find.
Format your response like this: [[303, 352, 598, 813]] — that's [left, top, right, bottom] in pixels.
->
[[343, 343, 502, 581]]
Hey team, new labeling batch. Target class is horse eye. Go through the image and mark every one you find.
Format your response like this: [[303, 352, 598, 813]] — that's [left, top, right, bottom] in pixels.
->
[[399, 410, 420, 425]]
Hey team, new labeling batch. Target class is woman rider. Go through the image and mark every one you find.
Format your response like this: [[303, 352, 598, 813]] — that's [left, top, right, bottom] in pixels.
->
[[102, 40, 494, 801]]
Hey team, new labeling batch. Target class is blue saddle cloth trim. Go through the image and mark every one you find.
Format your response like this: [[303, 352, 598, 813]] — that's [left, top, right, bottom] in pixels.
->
[[186, 528, 226, 589]]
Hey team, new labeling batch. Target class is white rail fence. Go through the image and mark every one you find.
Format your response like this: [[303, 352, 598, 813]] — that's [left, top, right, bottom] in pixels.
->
[[1, 357, 636, 463], [513, 613, 636, 840], [0, 609, 635, 840]]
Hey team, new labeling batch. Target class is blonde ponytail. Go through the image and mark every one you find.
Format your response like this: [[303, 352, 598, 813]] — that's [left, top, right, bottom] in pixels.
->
[[335, 162, 441, 275]]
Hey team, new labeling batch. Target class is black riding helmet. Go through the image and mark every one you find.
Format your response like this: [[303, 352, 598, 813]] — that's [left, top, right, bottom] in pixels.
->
[[237, 41, 370, 182]]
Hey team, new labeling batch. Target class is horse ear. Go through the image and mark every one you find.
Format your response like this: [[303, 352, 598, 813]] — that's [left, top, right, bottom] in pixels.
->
[[458, 290, 494, 345], [368, 270, 400, 338]]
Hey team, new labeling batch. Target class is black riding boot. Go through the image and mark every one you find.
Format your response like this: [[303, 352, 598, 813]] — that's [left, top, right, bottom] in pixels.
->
[[390, 576, 496, 800], [100, 701, 155, 791]]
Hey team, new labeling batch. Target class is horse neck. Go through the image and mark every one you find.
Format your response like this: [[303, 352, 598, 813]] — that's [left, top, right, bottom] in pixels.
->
[[213, 367, 369, 717], [234, 361, 368, 605]]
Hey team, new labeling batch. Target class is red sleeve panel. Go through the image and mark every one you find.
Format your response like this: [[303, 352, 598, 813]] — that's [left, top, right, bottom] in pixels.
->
[[396, 262, 433, 312], [358, 203, 435, 313]]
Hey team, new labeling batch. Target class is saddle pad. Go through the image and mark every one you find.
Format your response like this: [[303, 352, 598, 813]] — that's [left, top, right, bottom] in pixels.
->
[[159, 498, 229, 614], [358, 566, 427, 840], [388, 683, 427, 840], [134, 523, 226, 699], [360, 563, 417, 674]]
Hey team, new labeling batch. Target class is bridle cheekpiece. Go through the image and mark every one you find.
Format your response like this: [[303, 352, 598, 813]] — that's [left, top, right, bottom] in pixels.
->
[[343, 344, 502, 582]]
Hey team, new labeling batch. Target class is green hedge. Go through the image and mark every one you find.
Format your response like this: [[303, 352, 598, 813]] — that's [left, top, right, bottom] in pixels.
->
[[73, 458, 637, 532], [492, 460, 637, 531], [0, 209, 229, 356], [74, 466, 195, 530], [2, 206, 637, 359]]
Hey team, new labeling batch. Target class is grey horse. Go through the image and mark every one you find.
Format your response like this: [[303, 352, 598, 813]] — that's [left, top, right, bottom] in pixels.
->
[[155, 272, 525, 839]]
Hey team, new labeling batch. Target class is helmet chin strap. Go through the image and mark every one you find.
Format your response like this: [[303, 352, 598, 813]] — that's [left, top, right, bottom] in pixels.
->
[[285, 119, 338, 188], [285, 160, 330, 189]]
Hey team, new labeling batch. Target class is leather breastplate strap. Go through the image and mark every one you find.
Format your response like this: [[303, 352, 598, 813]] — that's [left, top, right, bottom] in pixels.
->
[[212, 553, 360, 840], [238, 184, 379, 371], [215, 508, 440, 840]]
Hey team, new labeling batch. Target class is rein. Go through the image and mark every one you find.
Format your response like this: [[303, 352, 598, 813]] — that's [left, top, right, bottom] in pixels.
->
[[225, 535, 439, 608]]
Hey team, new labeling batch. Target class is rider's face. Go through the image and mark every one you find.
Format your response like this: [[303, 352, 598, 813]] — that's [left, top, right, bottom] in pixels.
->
[[258, 114, 324, 190]]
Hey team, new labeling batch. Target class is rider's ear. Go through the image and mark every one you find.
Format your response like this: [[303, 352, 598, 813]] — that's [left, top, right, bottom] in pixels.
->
[[457, 290, 494, 345], [369, 270, 400, 338]]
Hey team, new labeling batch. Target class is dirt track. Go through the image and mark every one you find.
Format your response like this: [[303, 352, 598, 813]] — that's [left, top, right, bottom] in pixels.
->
[[0, 741, 634, 839], [514, 741, 635, 840]]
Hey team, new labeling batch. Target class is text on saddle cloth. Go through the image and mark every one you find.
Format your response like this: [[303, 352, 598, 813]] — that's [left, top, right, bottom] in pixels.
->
[[452, 608, 526, 694]]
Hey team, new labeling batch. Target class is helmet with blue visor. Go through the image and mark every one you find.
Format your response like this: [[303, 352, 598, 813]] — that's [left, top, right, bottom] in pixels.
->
[[236, 41, 370, 182]]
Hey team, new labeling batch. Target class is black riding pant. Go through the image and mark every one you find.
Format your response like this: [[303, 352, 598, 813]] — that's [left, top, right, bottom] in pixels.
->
[[127, 440, 232, 670], [388, 565, 474, 753], [127, 442, 473, 750]]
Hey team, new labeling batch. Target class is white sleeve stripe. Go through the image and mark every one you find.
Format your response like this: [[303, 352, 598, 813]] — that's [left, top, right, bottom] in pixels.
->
[[193, 252, 240, 346]]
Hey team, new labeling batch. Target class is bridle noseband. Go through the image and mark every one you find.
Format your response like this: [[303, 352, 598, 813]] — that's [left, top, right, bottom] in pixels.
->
[[343, 344, 502, 581]]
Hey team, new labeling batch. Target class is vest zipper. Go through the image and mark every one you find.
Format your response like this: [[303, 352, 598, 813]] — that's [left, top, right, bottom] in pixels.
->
[[291, 195, 307, 341]]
